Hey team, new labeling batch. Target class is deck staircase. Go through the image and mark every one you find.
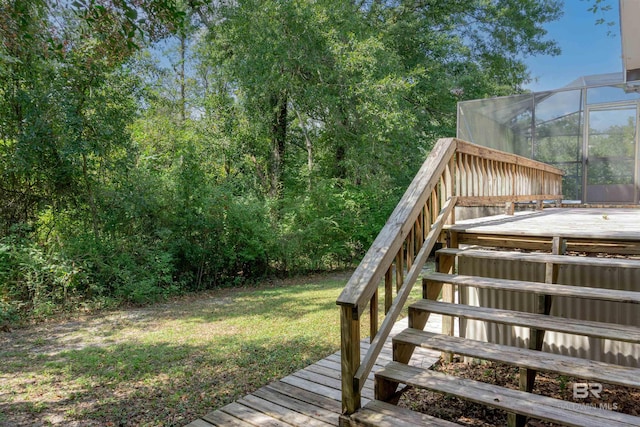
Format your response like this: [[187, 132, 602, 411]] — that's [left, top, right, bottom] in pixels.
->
[[337, 138, 640, 426], [367, 250, 640, 426]]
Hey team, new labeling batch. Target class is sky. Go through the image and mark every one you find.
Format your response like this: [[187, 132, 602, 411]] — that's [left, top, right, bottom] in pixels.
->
[[523, 0, 622, 92]]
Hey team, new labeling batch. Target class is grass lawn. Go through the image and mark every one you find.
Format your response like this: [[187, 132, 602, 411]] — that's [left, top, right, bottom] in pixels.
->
[[0, 269, 427, 426]]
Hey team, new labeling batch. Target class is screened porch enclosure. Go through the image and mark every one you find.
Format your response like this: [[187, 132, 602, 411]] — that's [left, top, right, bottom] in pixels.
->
[[457, 73, 640, 204]]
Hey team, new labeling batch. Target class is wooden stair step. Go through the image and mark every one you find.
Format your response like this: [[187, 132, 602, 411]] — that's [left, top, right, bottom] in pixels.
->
[[343, 399, 460, 427], [375, 361, 640, 427], [437, 247, 640, 269], [409, 300, 640, 343], [393, 329, 640, 389], [424, 272, 640, 304]]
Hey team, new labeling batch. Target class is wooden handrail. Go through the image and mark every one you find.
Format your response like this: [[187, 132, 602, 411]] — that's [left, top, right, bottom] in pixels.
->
[[353, 197, 456, 390], [336, 138, 458, 312], [337, 138, 563, 415]]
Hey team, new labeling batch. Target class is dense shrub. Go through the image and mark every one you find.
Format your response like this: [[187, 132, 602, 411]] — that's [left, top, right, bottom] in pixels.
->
[[0, 234, 89, 320], [0, 174, 400, 321]]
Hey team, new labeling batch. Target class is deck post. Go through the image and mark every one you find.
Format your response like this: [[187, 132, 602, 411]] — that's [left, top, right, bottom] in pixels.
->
[[509, 236, 565, 427], [439, 232, 458, 363], [340, 305, 361, 415], [505, 201, 515, 215]]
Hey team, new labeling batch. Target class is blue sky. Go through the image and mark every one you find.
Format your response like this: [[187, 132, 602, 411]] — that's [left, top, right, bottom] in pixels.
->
[[523, 0, 622, 92]]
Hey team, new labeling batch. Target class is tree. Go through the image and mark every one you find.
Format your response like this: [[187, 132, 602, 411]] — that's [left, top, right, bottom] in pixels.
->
[[194, 0, 562, 193], [1, 0, 565, 320]]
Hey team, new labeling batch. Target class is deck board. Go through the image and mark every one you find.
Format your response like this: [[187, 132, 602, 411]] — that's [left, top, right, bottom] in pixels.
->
[[449, 207, 640, 240], [186, 316, 441, 426]]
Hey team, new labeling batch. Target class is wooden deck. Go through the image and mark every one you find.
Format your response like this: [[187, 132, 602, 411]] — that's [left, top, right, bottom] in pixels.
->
[[185, 317, 441, 427], [449, 207, 640, 240], [448, 207, 640, 254]]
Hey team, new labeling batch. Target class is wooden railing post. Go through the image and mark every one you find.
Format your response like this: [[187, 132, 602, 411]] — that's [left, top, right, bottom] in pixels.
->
[[340, 305, 360, 415]]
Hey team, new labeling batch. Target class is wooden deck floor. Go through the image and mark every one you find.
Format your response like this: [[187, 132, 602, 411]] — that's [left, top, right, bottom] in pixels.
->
[[185, 317, 441, 427], [449, 207, 640, 240]]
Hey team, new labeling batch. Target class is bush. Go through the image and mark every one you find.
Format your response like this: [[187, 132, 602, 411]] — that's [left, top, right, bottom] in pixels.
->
[[0, 234, 88, 319], [272, 178, 401, 273]]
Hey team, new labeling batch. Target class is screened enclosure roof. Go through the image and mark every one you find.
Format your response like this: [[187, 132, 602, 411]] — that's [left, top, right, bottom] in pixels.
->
[[459, 72, 627, 132], [461, 0, 639, 131], [562, 72, 624, 89]]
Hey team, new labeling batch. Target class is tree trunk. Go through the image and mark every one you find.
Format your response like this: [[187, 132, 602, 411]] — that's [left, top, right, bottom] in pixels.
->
[[269, 91, 287, 197], [335, 142, 347, 180], [82, 153, 100, 240], [179, 33, 187, 123], [293, 106, 313, 190], [334, 108, 348, 180]]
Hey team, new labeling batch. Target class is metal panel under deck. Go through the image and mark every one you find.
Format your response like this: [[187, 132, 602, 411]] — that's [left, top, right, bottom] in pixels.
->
[[449, 207, 640, 367]]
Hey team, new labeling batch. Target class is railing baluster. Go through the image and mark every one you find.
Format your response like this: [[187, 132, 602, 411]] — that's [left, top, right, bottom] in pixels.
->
[[416, 212, 423, 253], [422, 204, 428, 240], [384, 266, 392, 314], [439, 175, 445, 209], [457, 154, 463, 196], [483, 158, 489, 196], [370, 289, 378, 343], [491, 160, 495, 195], [431, 188, 438, 226], [446, 158, 454, 200], [406, 232, 414, 271], [468, 156, 474, 196], [464, 154, 469, 196], [470, 156, 477, 196], [395, 249, 404, 293], [510, 163, 516, 196]]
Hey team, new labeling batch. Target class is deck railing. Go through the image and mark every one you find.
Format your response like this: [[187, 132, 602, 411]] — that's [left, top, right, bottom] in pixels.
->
[[336, 137, 563, 415]]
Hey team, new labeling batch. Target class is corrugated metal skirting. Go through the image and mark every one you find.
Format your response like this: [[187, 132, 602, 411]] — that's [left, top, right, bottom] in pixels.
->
[[458, 257, 640, 367]]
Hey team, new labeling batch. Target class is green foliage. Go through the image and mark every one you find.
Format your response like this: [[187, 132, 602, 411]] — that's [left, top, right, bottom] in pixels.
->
[[0, 0, 563, 321], [0, 233, 88, 319], [585, 0, 617, 36], [273, 179, 400, 272]]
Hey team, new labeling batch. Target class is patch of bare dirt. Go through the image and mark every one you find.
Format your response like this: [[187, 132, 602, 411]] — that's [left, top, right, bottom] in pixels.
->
[[398, 358, 640, 426]]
